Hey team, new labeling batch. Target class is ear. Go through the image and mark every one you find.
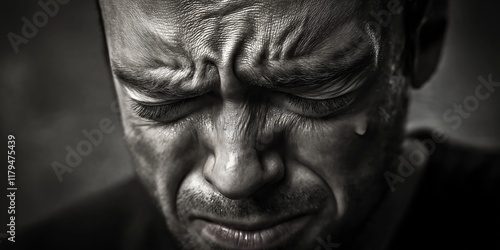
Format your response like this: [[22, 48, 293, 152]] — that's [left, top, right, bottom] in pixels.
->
[[405, 0, 448, 89]]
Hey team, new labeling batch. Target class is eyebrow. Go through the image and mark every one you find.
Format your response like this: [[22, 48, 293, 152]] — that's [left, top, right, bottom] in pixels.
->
[[113, 45, 377, 99], [239, 48, 377, 91], [113, 64, 214, 99]]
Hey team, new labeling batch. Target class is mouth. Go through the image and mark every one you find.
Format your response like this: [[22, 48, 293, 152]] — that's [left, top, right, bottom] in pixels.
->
[[191, 214, 312, 249]]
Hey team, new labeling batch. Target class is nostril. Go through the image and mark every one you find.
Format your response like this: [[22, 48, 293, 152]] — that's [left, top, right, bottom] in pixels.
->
[[205, 151, 266, 199], [263, 152, 285, 185], [208, 168, 268, 200], [215, 179, 265, 200], [203, 149, 286, 200]]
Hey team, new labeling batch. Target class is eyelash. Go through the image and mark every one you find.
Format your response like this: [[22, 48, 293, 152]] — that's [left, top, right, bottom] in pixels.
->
[[130, 91, 356, 123], [131, 100, 188, 122], [284, 94, 355, 117]]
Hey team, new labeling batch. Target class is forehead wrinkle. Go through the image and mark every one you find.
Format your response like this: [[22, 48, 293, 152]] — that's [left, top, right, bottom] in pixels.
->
[[101, 0, 194, 72], [228, 1, 367, 71], [105, 3, 222, 99], [234, 16, 380, 91], [264, 0, 361, 59], [218, 11, 259, 68], [123, 0, 365, 63], [175, 0, 264, 67], [104, 0, 383, 98], [117, 32, 190, 72], [196, 0, 258, 20]]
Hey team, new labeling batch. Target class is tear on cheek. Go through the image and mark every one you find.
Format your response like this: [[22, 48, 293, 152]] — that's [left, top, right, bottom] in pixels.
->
[[353, 112, 369, 136]]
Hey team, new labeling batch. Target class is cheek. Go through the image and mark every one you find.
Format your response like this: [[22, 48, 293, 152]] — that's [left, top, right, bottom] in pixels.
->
[[123, 119, 205, 216], [286, 112, 388, 215]]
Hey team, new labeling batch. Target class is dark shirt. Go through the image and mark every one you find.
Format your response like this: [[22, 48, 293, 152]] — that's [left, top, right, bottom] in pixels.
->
[[16, 133, 500, 250], [389, 132, 500, 250]]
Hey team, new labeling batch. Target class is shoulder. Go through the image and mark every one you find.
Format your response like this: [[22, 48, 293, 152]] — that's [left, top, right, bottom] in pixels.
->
[[391, 130, 500, 249], [18, 178, 177, 250]]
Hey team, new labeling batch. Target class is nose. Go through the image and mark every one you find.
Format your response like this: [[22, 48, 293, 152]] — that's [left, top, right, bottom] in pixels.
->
[[203, 129, 284, 199], [203, 67, 284, 200]]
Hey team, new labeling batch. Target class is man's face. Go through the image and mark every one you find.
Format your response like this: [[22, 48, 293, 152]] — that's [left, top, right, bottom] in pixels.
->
[[100, 0, 409, 249]]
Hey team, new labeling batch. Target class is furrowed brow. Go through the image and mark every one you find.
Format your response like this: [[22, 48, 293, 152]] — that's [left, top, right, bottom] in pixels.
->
[[243, 49, 377, 91], [112, 65, 211, 99]]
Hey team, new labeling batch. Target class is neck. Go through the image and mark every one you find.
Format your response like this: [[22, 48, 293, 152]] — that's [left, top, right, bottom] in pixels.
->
[[347, 139, 429, 250]]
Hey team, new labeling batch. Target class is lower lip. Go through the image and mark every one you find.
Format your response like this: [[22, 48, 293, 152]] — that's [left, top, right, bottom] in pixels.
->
[[198, 216, 310, 249]]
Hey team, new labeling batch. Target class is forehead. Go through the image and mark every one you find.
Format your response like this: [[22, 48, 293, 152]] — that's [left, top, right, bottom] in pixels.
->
[[100, 0, 382, 67]]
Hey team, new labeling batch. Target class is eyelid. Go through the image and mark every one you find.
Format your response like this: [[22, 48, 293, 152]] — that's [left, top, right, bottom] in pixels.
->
[[124, 86, 165, 103], [287, 77, 368, 100], [129, 97, 198, 123], [279, 84, 362, 118], [124, 86, 209, 106]]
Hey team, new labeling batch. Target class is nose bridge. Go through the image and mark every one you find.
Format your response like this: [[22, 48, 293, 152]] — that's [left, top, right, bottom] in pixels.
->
[[203, 76, 284, 199], [214, 62, 258, 154], [208, 101, 263, 195]]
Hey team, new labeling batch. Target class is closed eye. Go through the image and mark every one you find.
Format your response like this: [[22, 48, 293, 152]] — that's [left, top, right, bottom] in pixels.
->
[[129, 94, 211, 123], [282, 93, 355, 118]]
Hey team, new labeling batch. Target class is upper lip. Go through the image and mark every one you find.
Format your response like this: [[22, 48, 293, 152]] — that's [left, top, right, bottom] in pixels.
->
[[190, 212, 311, 231]]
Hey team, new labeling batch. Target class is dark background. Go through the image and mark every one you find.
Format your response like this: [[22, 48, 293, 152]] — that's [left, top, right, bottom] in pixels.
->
[[0, 0, 499, 233]]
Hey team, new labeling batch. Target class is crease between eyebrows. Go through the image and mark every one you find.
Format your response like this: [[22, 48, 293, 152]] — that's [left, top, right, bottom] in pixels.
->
[[113, 41, 377, 100]]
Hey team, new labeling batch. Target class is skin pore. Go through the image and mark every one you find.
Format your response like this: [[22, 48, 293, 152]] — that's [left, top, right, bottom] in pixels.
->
[[98, 0, 420, 249]]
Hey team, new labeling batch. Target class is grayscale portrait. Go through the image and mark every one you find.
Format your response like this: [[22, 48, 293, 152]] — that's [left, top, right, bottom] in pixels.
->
[[2, 0, 499, 250]]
